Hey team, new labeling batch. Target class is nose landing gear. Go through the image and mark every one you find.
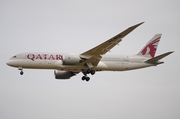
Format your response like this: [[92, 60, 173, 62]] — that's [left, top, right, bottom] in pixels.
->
[[20, 70, 24, 75], [18, 67, 24, 75]]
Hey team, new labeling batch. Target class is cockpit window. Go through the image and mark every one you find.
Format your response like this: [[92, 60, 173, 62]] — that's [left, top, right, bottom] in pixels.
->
[[13, 55, 16, 58]]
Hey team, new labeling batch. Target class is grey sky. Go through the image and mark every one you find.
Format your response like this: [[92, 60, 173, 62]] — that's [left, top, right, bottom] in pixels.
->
[[0, 0, 180, 119]]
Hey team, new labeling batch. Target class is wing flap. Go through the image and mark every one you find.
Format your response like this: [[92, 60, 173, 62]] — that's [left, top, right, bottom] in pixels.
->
[[81, 55, 102, 68]]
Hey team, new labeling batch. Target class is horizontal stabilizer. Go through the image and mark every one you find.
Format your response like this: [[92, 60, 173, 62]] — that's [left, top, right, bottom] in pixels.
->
[[145, 51, 174, 64]]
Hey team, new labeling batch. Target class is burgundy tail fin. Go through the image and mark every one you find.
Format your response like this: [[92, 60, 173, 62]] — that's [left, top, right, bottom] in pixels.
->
[[136, 34, 161, 58]]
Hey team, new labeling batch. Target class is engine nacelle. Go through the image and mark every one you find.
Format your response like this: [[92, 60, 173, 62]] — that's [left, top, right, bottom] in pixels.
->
[[62, 55, 81, 65], [54, 70, 76, 79]]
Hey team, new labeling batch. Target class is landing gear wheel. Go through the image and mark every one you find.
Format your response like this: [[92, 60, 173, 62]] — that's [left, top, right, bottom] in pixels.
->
[[87, 69, 91, 74], [90, 70, 95, 75], [20, 71, 24, 75], [81, 76, 90, 82], [82, 76, 86, 81], [86, 69, 95, 75], [86, 77, 90, 82]]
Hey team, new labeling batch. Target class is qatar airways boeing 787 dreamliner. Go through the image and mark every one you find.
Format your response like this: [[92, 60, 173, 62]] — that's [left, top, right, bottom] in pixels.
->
[[6, 22, 173, 81]]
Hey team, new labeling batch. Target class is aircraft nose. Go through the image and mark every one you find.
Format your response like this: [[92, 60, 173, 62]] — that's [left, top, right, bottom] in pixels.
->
[[6, 59, 19, 67], [6, 60, 11, 66], [6, 60, 17, 67]]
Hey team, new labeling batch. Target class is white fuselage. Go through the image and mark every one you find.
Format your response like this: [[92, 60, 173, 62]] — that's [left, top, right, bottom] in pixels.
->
[[6, 52, 155, 72]]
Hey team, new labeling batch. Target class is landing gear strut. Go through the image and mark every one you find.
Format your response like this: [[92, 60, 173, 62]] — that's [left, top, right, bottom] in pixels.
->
[[18, 67, 24, 75]]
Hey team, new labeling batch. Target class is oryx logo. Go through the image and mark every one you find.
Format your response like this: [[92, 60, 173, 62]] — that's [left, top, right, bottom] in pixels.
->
[[141, 37, 160, 58]]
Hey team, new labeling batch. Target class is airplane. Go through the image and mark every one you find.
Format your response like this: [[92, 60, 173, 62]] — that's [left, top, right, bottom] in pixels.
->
[[6, 22, 173, 81]]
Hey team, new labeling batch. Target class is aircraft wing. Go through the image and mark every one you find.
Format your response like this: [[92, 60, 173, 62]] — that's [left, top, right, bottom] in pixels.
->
[[80, 22, 144, 68]]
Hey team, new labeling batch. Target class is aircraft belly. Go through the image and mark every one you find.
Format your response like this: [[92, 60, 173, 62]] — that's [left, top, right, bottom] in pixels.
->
[[126, 63, 154, 70], [100, 62, 128, 71], [96, 61, 154, 71]]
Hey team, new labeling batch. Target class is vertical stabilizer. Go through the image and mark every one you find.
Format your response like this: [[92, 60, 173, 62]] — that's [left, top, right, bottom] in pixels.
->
[[136, 34, 161, 58]]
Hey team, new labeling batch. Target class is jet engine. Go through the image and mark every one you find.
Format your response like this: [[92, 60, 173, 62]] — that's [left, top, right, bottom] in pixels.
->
[[54, 70, 76, 79], [62, 55, 81, 65]]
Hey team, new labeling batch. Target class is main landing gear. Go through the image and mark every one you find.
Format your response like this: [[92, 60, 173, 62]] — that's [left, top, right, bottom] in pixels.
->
[[82, 76, 90, 81], [86, 69, 95, 75], [82, 69, 95, 82], [18, 67, 24, 75]]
